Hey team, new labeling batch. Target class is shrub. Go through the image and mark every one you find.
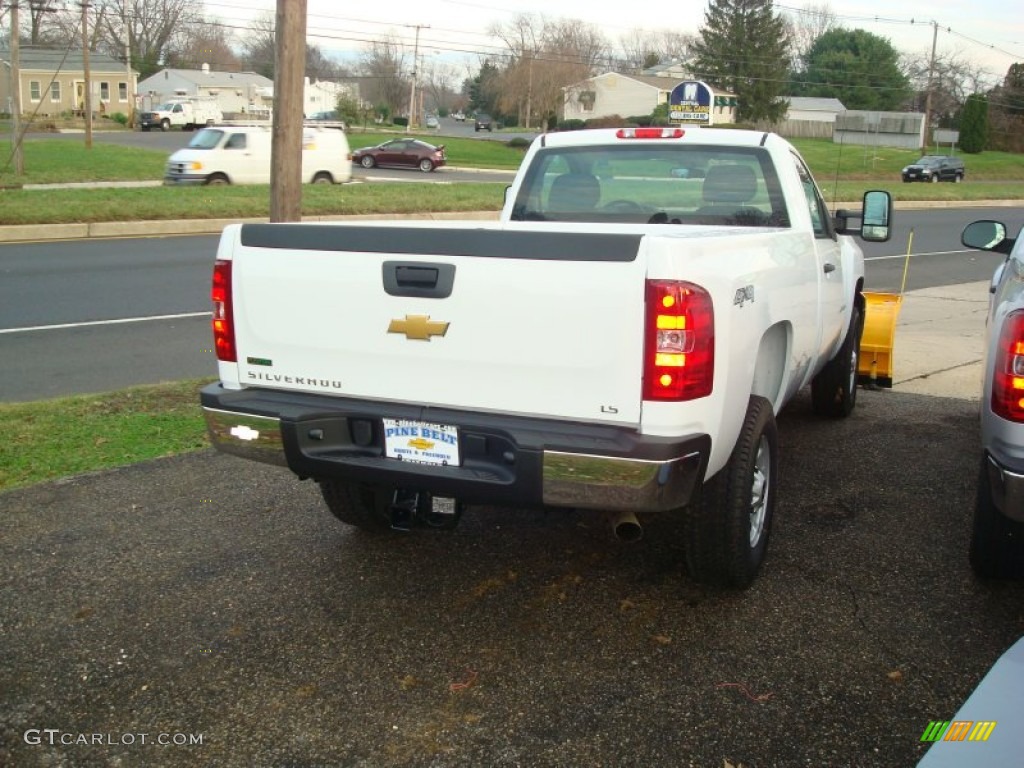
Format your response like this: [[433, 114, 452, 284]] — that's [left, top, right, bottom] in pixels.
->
[[393, 116, 408, 127], [557, 119, 586, 131], [111, 112, 128, 126], [583, 114, 627, 129], [506, 137, 530, 149]]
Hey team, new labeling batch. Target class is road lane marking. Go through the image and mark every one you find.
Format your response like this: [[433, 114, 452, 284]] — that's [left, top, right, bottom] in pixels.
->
[[865, 249, 974, 261], [0, 311, 211, 334]]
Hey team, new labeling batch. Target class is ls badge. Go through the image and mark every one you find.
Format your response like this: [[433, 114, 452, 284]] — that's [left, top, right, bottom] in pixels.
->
[[388, 314, 450, 341]]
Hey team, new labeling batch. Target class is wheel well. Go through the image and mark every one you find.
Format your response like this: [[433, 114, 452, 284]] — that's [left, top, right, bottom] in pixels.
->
[[750, 322, 790, 410]]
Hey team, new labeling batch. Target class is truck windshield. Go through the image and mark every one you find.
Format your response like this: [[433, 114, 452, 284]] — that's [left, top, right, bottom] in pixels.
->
[[510, 144, 789, 227], [187, 129, 225, 150]]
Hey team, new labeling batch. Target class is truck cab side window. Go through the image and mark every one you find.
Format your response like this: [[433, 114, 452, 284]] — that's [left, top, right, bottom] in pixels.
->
[[226, 134, 247, 150], [792, 155, 834, 239]]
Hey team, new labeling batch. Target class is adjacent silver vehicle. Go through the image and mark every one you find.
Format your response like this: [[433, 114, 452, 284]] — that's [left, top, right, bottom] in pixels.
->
[[961, 219, 1024, 578]]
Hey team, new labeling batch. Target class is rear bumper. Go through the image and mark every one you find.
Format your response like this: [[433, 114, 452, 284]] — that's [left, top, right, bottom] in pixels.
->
[[985, 453, 1024, 522], [201, 383, 709, 513]]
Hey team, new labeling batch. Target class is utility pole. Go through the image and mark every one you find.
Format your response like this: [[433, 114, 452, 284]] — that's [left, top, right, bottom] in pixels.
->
[[122, 9, 134, 128], [269, 0, 306, 222], [80, 1, 92, 149], [921, 20, 938, 152], [9, 0, 24, 174], [405, 24, 428, 132]]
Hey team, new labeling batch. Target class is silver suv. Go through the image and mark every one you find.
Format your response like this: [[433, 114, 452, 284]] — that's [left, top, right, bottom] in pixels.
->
[[961, 219, 1024, 578]]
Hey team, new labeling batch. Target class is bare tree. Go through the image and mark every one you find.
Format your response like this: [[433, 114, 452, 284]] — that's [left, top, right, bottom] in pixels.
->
[[420, 59, 458, 114], [357, 35, 408, 117], [784, 2, 838, 68], [161, 18, 240, 71], [902, 48, 997, 123], [490, 13, 610, 127], [238, 11, 276, 79]]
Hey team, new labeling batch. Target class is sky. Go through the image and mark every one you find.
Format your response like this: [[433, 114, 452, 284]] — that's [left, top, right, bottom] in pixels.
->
[[203, 0, 1023, 81]]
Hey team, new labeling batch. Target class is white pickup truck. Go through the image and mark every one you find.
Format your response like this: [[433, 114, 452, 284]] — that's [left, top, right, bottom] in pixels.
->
[[138, 99, 223, 131], [200, 126, 892, 589]]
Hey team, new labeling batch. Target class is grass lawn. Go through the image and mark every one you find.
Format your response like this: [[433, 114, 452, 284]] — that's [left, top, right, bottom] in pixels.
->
[[0, 379, 214, 493]]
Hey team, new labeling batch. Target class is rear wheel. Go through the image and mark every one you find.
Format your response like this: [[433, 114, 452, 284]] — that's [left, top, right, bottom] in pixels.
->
[[811, 304, 863, 418], [319, 480, 395, 532], [685, 395, 778, 589], [418, 158, 434, 172], [970, 456, 1024, 578], [312, 172, 333, 184], [360, 155, 375, 169]]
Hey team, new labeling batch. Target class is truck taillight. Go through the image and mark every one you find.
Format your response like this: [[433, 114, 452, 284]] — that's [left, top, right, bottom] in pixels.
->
[[211, 259, 236, 362], [643, 280, 714, 401], [991, 309, 1024, 422]]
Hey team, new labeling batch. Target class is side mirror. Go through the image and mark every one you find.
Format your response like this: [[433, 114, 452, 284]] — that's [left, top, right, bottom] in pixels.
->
[[859, 190, 892, 242], [961, 220, 1013, 254], [834, 190, 892, 242]]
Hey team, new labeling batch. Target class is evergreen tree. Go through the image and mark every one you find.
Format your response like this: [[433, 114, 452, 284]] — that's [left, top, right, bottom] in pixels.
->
[[794, 29, 909, 110], [959, 94, 988, 154], [690, 0, 791, 123]]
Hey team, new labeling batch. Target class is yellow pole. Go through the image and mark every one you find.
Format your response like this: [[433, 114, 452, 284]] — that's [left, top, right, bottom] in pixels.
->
[[900, 228, 914, 296]]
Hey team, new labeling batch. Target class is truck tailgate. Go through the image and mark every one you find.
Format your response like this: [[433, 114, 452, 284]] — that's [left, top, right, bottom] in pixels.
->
[[226, 223, 648, 425]]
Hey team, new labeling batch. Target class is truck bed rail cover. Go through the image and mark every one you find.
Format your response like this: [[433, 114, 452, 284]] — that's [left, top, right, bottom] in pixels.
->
[[239, 224, 643, 262]]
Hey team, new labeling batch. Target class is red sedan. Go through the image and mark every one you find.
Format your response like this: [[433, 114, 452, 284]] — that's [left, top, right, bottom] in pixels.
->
[[352, 139, 447, 173]]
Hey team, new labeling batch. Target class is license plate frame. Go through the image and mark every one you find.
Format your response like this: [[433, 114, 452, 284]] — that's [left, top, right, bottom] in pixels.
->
[[382, 418, 460, 467]]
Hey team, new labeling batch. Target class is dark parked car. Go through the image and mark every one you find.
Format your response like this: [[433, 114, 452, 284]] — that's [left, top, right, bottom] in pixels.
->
[[351, 139, 447, 173], [474, 113, 493, 132], [901, 155, 965, 183], [307, 111, 346, 128]]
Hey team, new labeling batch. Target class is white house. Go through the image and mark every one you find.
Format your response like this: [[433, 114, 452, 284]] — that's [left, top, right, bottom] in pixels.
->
[[784, 97, 846, 123], [562, 72, 737, 125], [303, 77, 359, 116], [136, 66, 274, 116]]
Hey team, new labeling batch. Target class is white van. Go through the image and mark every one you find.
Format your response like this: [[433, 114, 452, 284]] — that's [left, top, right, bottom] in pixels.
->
[[164, 125, 352, 186]]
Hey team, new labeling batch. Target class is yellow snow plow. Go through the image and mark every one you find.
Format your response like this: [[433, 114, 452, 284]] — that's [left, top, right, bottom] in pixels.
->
[[858, 231, 913, 389]]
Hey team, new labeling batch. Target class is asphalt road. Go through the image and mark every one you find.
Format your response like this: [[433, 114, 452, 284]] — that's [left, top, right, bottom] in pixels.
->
[[2, 388, 1022, 767], [1, 207, 1020, 402]]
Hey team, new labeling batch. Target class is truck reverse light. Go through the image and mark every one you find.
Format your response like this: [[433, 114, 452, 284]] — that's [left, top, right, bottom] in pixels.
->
[[211, 259, 237, 362], [643, 280, 714, 401], [992, 309, 1024, 422]]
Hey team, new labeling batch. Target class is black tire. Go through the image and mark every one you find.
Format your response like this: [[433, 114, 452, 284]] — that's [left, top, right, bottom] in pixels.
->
[[360, 155, 375, 169], [930, 174, 938, 183], [811, 303, 863, 418], [970, 455, 1024, 578], [418, 158, 434, 172], [685, 395, 778, 589], [955, 173, 963, 183], [312, 172, 333, 184], [204, 173, 230, 186], [319, 480, 395, 532], [160, 118, 170, 132]]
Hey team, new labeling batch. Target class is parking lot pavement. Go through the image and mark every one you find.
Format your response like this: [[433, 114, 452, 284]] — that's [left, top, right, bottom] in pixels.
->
[[892, 280, 989, 400], [2, 386, 1022, 767]]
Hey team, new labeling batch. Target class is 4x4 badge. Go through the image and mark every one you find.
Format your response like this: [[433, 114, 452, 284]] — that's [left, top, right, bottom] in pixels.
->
[[387, 314, 450, 341]]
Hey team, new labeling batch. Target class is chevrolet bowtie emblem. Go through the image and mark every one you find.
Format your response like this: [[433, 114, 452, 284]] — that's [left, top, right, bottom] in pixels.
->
[[387, 314, 449, 341], [407, 438, 435, 450]]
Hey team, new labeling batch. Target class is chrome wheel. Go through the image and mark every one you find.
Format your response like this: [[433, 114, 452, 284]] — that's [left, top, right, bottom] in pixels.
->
[[749, 435, 770, 548]]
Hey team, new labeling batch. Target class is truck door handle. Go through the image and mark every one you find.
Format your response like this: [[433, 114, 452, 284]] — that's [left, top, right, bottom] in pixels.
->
[[383, 261, 455, 298], [823, 262, 836, 274]]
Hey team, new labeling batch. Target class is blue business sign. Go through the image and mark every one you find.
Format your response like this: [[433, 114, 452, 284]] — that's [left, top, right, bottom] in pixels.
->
[[669, 81, 712, 124]]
